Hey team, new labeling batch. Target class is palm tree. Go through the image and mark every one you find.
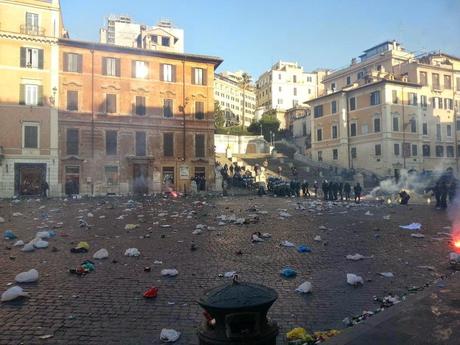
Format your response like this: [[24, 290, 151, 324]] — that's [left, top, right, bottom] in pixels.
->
[[239, 72, 252, 130]]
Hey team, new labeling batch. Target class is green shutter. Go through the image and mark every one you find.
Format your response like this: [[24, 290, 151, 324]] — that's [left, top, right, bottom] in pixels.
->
[[38, 49, 44, 69], [20, 47, 26, 68], [19, 84, 25, 105]]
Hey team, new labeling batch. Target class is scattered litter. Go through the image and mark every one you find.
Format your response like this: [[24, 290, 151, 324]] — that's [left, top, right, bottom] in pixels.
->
[[13, 240, 24, 247], [251, 232, 264, 242], [261, 233, 271, 238], [38, 335, 53, 340], [399, 223, 422, 230], [286, 327, 313, 343], [143, 287, 159, 298], [3, 230, 17, 240], [411, 233, 425, 238], [280, 240, 295, 247], [417, 265, 436, 271], [160, 328, 181, 343], [295, 281, 312, 294], [124, 224, 139, 230], [70, 241, 89, 253], [346, 254, 371, 261], [69, 260, 95, 276], [223, 271, 236, 278], [379, 272, 394, 278], [124, 248, 141, 257], [161, 269, 178, 277], [365, 211, 373, 216], [383, 215, 391, 220], [279, 211, 291, 218], [21, 243, 35, 252], [12, 212, 23, 217], [347, 273, 364, 286], [314, 235, 322, 242], [318, 225, 327, 230], [15, 269, 39, 283], [297, 245, 311, 253], [280, 267, 297, 278], [93, 248, 109, 260], [33, 239, 49, 249], [1, 286, 29, 302]]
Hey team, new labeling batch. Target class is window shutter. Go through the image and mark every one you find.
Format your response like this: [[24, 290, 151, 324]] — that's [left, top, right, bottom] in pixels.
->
[[102, 57, 107, 76], [77, 54, 82, 73], [160, 64, 164, 81], [203, 69, 207, 85], [37, 85, 43, 106], [115, 58, 120, 77], [145, 62, 149, 79], [191, 68, 195, 84], [38, 49, 44, 69], [20, 47, 26, 68], [100, 95, 106, 113], [172, 65, 176, 82], [63, 52, 69, 72], [132, 60, 136, 78], [19, 84, 25, 105]]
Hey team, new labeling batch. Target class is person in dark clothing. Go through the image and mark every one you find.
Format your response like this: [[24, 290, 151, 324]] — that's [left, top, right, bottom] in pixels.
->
[[313, 181, 318, 198], [433, 182, 441, 208], [322, 180, 329, 200], [332, 182, 338, 200], [448, 180, 457, 202], [229, 164, 234, 176], [354, 183, 362, 203], [328, 181, 334, 201], [399, 190, 410, 205], [338, 182, 344, 201], [41, 181, 49, 198], [344, 182, 351, 201], [65, 179, 73, 197], [440, 181, 448, 209], [301, 180, 310, 197]]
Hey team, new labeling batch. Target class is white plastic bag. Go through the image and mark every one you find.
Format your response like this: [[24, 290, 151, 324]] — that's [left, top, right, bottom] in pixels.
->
[[15, 269, 39, 283], [280, 240, 295, 247], [93, 248, 109, 260], [1, 286, 29, 302], [13, 240, 24, 247], [33, 239, 49, 249], [124, 248, 140, 257], [21, 243, 35, 252], [346, 254, 365, 261], [160, 328, 181, 342], [161, 269, 178, 277], [295, 281, 312, 293], [192, 229, 203, 235], [35, 231, 51, 239], [347, 273, 364, 286]]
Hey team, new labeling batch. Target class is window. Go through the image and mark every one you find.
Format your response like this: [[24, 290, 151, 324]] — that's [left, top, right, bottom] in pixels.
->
[[151, 35, 158, 43], [419, 71, 427, 86], [332, 149, 338, 160], [444, 75, 452, 89], [293, 75, 297, 83], [408, 92, 417, 105], [163, 133, 174, 157], [135, 96, 146, 116], [293, 87, 297, 96], [375, 144, 381, 156], [432, 97, 443, 109], [436, 124, 441, 141], [374, 117, 381, 132], [423, 144, 430, 157], [394, 143, 400, 156], [64, 53, 82, 73], [423, 122, 428, 135], [21, 84, 41, 106], [361, 124, 368, 135], [332, 125, 338, 139], [195, 134, 205, 157], [20, 47, 43, 69], [349, 97, 356, 111], [161, 36, 170, 46], [393, 117, 399, 131], [403, 143, 411, 157], [457, 119, 460, 131], [351, 147, 357, 159], [313, 105, 323, 118], [278, 74, 282, 80], [392, 90, 398, 104], [412, 144, 418, 157], [195, 101, 204, 120], [436, 145, 444, 157], [133, 60, 148, 79], [445, 98, 453, 110], [331, 100, 337, 114], [104, 166, 119, 185], [457, 77, 460, 92], [106, 94, 117, 113], [66, 128, 79, 155], [103, 57, 120, 77], [357, 71, 364, 79], [350, 123, 357, 136], [316, 128, 322, 141], [25, 12, 39, 32], [447, 146, 454, 157], [105, 131, 117, 155], [67, 90, 78, 111], [370, 91, 380, 105], [163, 99, 173, 118], [346, 76, 351, 85], [135, 132, 146, 156], [420, 95, 427, 107], [24, 125, 38, 148], [447, 124, 452, 137], [318, 151, 323, 161], [277, 99, 283, 105], [302, 124, 307, 136], [410, 118, 416, 133], [192, 68, 207, 85], [161, 64, 176, 82], [292, 100, 298, 107], [432, 73, 440, 89], [331, 83, 336, 91], [278, 86, 282, 92]]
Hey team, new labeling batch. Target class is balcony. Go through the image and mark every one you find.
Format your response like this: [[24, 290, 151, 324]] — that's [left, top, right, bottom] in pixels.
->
[[20, 25, 46, 36]]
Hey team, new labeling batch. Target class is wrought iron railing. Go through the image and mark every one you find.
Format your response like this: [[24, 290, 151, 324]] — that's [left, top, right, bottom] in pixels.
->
[[20, 24, 46, 36]]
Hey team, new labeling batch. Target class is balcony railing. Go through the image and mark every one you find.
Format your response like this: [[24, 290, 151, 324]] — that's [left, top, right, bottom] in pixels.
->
[[20, 24, 46, 36]]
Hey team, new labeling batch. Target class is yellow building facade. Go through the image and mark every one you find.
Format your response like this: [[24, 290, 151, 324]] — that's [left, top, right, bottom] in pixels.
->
[[0, 0, 64, 197]]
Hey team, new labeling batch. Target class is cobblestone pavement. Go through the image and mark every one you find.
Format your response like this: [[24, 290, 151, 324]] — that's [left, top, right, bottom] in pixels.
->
[[0, 195, 455, 345]]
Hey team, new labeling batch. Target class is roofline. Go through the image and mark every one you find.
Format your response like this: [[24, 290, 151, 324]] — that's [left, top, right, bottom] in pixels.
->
[[362, 40, 398, 53], [58, 38, 223, 67], [304, 79, 422, 104]]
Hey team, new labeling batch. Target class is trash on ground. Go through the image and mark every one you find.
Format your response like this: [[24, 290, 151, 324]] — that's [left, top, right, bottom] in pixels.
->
[[280, 240, 295, 247], [71, 241, 89, 253], [251, 232, 264, 242], [161, 269, 178, 277], [69, 260, 95, 276], [1, 286, 29, 302], [124, 224, 139, 230], [399, 223, 422, 230], [286, 327, 314, 342], [297, 245, 311, 253], [13, 240, 24, 247], [93, 248, 109, 260], [379, 272, 394, 278], [314, 235, 321, 242], [411, 233, 425, 238], [280, 267, 297, 278], [143, 287, 159, 298], [295, 281, 312, 294], [347, 273, 364, 286], [160, 328, 181, 343], [346, 253, 371, 261], [15, 269, 39, 283], [124, 248, 141, 257], [3, 230, 17, 240]]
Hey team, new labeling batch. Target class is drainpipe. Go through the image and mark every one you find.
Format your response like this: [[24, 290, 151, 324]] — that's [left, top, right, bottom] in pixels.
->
[[91, 49, 95, 196], [345, 92, 351, 169], [402, 86, 406, 169], [182, 59, 186, 161]]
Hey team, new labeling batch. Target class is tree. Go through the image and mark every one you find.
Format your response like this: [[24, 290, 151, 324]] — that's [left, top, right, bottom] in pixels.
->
[[238, 73, 252, 130], [214, 101, 225, 129], [248, 110, 280, 141]]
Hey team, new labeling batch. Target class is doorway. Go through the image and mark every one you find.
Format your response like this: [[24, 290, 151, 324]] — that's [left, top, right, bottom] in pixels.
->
[[133, 164, 149, 194], [14, 163, 46, 196], [65, 166, 80, 195]]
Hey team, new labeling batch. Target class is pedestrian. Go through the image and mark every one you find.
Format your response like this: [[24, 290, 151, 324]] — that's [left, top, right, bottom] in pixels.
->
[[313, 181, 318, 198], [229, 164, 234, 176], [302, 180, 310, 197], [440, 181, 448, 209], [332, 182, 338, 200], [41, 180, 49, 198], [328, 181, 334, 201], [354, 182, 362, 203], [344, 182, 351, 201], [433, 182, 441, 208], [338, 182, 343, 201], [322, 180, 329, 200], [399, 190, 410, 205], [277, 166, 282, 177], [448, 180, 457, 202]]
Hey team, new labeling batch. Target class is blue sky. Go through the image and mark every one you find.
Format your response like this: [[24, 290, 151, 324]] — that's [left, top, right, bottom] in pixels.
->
[[61, 0, 460, 79]]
